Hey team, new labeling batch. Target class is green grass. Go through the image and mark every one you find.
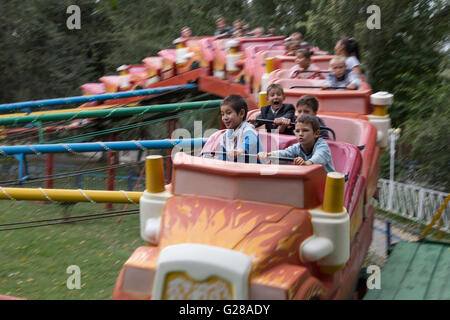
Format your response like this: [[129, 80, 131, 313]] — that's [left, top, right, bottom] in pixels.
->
[[0, 200, 142, 299]]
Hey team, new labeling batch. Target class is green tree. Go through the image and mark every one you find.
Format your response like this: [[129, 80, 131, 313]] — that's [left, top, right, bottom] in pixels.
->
[[245, 0, 312, 35], [305, 0, 450, 191], [102, 0, 250, 71], [0, 0, 114, 104]]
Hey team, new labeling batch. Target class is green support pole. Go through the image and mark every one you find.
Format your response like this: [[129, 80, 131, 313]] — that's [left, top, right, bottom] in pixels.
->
[[0, 100, 222, 126], [37, 121, 44, 143]]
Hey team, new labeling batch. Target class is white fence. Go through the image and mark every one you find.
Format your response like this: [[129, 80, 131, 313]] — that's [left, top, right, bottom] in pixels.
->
[[377, 179, 449, 232]]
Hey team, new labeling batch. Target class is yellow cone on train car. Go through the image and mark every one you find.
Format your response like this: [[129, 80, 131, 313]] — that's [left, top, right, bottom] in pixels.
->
[[226, 40, 243, 76], [145, 155, 165, 194], [299, 171, 350, 274], [368, 91, 393, 149], [322, 172, 345, 213], [174, 38, 194, 68], [258, 92, 267, 109], [371, 91, 393, 116], [140, 155, 172, 245], [260, 57, 274, 92], [116, 65, 129, 76]]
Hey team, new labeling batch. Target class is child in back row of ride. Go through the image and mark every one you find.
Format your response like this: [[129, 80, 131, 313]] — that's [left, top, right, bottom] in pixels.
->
[[289, 49, 324, 80], [214, 17, 233, 39], [284, 41, 299, 56], [322, 56, 361, 90], [334, 37, 362, 76]]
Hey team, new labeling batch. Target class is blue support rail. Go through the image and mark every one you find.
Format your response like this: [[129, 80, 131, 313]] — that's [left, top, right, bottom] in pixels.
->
[[0, 138, 206, 156], [0, 84, 197, 112]]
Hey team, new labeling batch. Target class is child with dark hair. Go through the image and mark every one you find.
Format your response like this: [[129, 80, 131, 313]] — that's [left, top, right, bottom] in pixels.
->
[[334, 37, 362, 76], [231, 19, 249, 36], [180, 26, 192, 38], [258, 114, 335, 173], [289, 49, 324, 80], [288, 32, 303, 46], [220, 94, 263, 163], [295, 95, 330, 139], [214, 17, 233, 39], [232, 19, 243, 32], [284, 41, 299, 56], [252, 84, 295, 135], [232, 28, 246, 38]]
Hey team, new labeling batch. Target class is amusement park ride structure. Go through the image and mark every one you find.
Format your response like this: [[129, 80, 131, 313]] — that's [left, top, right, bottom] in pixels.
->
[[0, 34, 409, 300]]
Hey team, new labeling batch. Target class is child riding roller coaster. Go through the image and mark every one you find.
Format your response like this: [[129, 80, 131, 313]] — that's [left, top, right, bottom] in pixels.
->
[[252, 84, 295, 135], [219, 94, 263, 163], [294, 95, 330, 139], [258, 114, 335, 173], [290, 49, 324, 80], [322, 56, 361, 90]]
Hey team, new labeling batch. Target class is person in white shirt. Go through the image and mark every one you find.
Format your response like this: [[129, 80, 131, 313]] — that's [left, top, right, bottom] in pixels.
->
[[219, 95, 263, 163], [334, 37, 362, 76]]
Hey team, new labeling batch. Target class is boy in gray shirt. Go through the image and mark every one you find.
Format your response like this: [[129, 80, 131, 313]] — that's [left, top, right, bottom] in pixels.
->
[[258, 114, 335, 173], [322, 56, 361, 90]]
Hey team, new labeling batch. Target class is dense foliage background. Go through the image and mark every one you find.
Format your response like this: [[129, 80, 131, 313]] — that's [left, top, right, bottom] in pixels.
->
[[0, 0, 448, 190]]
